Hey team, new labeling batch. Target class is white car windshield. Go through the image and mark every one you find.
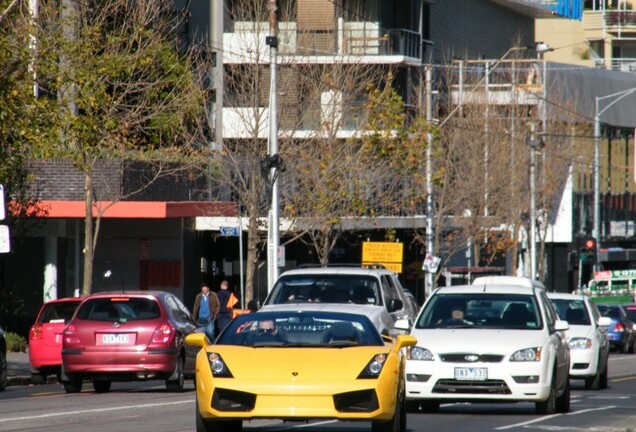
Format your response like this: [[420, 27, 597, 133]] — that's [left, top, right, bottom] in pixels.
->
[[416, 293, 543, 330], [267, 275, 381, 305]]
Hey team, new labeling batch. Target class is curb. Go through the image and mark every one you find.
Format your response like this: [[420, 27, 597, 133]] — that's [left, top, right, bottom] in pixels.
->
[[8, 376, 32, 387]]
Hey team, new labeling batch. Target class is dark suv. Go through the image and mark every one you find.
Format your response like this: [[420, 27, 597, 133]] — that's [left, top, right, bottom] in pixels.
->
[[262, 265, 416, 335]]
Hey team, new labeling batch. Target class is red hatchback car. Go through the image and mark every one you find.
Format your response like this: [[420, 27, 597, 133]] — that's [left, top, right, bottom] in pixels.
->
[[29, 297, 82, 384], [61, 291, 199, 393]]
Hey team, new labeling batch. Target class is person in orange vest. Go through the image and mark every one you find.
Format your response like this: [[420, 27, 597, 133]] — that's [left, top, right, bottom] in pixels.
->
[[215, 280, 237, 334]]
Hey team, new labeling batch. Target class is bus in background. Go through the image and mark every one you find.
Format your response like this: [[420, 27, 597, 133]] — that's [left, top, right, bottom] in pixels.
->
[[587, 270, 636, 304]]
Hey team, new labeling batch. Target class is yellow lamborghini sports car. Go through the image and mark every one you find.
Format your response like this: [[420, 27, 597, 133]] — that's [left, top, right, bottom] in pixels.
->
[[185, 309, 416, 432]]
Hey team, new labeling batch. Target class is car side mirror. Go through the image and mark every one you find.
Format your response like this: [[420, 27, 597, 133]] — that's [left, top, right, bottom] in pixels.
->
[[394, 318, 410, 332], [388, 299, 403, 313], [597, 316, 612, 327], [554, 319, 569, 332]]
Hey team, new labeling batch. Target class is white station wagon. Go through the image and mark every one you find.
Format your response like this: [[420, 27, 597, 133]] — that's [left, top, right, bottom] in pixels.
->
[[400, 281, 571, 414]]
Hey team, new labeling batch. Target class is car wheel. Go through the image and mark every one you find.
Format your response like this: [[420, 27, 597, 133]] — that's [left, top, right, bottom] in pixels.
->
[[420, 401, 440, 413], [585, 355, 603, 390], [196, 406, 242, 432], [63, 378, 83, 394], [600, 363, 609, 389], [555, 378, 570, 413], [405, 400, 420, 413], [535, 378, 556, 414], [93, 380, 111, 393], [622, 339, 630, 354], [166, 355, 185, 392], [0, 350, 7, 391], [31, 372, 47, 385], [372, 387, 405, 432]]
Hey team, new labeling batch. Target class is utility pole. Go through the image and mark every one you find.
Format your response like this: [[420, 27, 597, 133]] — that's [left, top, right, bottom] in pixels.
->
[[528, 123, 538, 280], [266, 0, 280, 292]]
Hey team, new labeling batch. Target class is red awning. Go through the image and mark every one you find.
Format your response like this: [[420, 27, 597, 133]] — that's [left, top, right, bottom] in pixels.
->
[[19, 201, 237, 219]]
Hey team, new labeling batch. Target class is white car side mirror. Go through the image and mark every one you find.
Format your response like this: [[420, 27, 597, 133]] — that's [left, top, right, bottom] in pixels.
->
[[597, 316, 612, 327], [394, 318, 411, 332], [554, 319, 569, 332]]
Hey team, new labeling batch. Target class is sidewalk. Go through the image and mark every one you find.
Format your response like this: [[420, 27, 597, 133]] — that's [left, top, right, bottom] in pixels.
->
[[6, 350, 33, 386]]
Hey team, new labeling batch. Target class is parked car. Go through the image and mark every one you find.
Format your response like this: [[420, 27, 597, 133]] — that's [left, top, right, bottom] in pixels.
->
[[0, 325, 7, 391], [548, 292, 611, 389], [61, 290, 199, 393], [624, 304, 636, 322], [185, 309, 416, 432], [400, 282, 571, 414], [596, 304, 636, 353], [29, 297, 83, 384], [262, 265, 416, 336]]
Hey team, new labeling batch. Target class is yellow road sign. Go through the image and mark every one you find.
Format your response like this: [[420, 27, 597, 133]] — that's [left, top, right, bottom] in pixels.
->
[[362, 242, 403, 273]]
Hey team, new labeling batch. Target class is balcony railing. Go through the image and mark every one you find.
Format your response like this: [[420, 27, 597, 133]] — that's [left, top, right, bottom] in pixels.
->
[[225, 22, 424, 60]]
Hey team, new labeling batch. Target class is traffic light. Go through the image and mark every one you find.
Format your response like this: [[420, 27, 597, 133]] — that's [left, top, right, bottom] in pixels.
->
[[579, 237, 597, 263]]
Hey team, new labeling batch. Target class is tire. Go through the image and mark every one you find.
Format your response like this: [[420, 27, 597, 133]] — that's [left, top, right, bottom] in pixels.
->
[[93, 380, 111, 393], [585, 355, 602, 390], [621, 339, 630, 354], [63, 378, 83, 394], [405, 400, 420, 413], [196, 407, 242, 432], [166, 356, 185, 392], [599, 361, 609, 389], [535, 379, 556, 415], [420, 401, 440, 413], [372, 388, 405, 432], [555, 378, 570, 413], [31, 372, 47, 385], [0, 351, 7, 392]]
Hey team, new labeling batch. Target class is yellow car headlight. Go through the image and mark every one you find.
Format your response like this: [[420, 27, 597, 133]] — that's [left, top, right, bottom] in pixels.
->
[[207, 352, 233, 377], [358, 353, 388, 379]]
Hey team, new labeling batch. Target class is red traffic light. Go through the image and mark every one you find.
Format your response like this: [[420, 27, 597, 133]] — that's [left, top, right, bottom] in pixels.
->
[[584, 239, 595, 249]]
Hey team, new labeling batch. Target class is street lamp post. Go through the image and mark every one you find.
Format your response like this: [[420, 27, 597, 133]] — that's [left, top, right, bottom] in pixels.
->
[[593, 88, 636, 271]]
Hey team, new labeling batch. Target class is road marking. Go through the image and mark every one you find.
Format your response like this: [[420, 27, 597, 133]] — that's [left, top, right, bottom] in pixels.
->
[[269, 420, 339, 430], [495, 406, 616, 430], [0, 399, 193, 423], [495, 414, 560, 430], [611, 375, 636, 383]]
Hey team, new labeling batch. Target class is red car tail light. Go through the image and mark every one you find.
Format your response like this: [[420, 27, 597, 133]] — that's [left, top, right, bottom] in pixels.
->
[[30, 325, 43, 340], [150, 322, 176, 346], [615, 322, 625, 332], [64, 324, 82, 347]]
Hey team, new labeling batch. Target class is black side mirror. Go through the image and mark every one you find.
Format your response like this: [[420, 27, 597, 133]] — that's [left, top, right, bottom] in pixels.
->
[[388, 299, 403, 313]]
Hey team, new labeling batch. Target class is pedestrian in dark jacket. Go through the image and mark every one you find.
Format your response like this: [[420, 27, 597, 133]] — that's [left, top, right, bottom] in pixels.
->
[[215, 280, 236, 334]]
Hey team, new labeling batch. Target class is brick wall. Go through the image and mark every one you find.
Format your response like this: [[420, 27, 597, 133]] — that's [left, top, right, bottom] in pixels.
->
[[28, 159, 215, 202]]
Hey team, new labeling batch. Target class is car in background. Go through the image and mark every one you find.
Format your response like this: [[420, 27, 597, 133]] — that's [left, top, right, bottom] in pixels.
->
[[185, 309, 416, 432], [401, 282, 571, 414], [624, 304, 636, 322], [548, 292, 611, 389], [262, 265, 416, 336], [61, 291, 198, 393], [29, 297, 82, 384], [596, 304, 636, 353], [0, 325, 7, 391]]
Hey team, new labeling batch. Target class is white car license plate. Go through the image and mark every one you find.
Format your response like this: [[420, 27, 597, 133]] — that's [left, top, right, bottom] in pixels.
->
[[101, 333, 130, 344], [455, 367, 487, 381]]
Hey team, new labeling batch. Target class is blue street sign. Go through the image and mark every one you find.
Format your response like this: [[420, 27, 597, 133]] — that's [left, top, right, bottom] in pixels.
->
[[220, 226, 239, 237]]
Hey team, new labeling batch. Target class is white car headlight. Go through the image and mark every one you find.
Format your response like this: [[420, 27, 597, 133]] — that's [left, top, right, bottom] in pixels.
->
[[409, 346, 434, 361], [510, 347, 542, 362], [568, 337, 592, 350]]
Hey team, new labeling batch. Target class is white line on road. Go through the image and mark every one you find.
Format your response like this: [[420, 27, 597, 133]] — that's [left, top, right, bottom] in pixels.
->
[[494, 406, 616, 430], [0, 399, 194, 423]]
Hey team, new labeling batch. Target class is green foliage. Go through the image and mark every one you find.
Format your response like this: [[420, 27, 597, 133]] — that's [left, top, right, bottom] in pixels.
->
[[0, 290, 25, 331], [4, 332, 28, 353]]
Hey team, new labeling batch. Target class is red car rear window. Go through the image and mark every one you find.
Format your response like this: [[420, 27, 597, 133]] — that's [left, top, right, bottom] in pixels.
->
[[38, 302, 81, 324], [77, 297, 161, 322]]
